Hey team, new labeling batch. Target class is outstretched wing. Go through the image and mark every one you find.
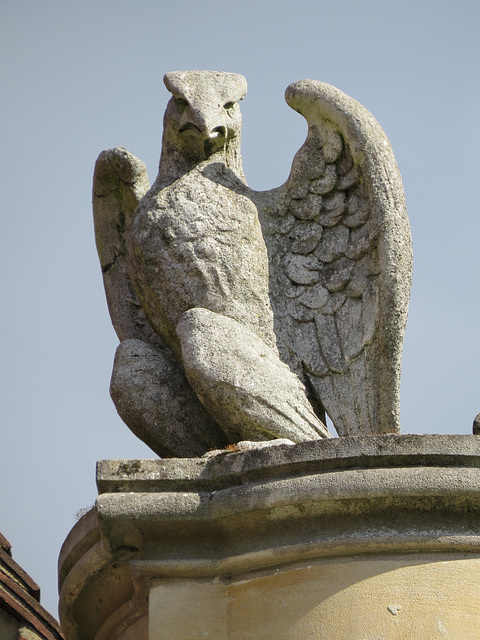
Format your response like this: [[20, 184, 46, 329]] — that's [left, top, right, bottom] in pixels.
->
[[93, 147, 158, 345], [259, 81, 412, 436]]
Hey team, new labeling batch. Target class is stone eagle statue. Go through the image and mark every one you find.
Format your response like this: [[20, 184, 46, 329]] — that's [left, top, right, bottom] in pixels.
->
[[93, 70, 412, 457]]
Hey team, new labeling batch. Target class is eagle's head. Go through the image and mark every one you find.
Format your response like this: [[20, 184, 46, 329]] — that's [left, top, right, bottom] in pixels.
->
[[159, 70, 247, 184]]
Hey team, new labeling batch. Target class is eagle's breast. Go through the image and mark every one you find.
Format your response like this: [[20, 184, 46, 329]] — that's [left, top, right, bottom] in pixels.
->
[[127, 168, 276, 355]]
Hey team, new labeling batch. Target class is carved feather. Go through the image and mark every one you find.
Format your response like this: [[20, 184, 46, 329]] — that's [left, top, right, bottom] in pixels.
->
[[92, 146, 158, 345], [259, 80, 412, 436]]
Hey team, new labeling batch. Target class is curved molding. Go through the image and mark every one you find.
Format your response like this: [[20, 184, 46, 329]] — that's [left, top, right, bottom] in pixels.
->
[[59, 435, 480, 639]]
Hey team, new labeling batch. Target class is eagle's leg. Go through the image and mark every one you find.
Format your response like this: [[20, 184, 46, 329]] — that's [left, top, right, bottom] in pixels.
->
[[110, 338, 228, 457], [176, 308, 332, 444]]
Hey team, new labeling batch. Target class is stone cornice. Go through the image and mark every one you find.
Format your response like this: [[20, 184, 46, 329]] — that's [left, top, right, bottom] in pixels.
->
[[59, 435, 480, 639]]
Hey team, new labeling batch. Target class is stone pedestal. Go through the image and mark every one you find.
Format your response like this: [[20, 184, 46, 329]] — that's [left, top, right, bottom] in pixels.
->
[[59, 435, 480, 639]]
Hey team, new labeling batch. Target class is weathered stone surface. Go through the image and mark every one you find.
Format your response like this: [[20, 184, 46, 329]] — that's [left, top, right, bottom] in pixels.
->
[[110, 338, 227, 457], [288, 221, 323, 254], [93, 148, 153, 345], [269, 80, 412, 436], [473, 412, 480, 434], [59, 436, 480, 640], [177, 308, 330, 442], [201, 438, 295, 458], [94, 435, 480, 493], [128, 162, 276, 357], [283, 253, 321, 285], [93, 71, 411, 455], [309, 164, 337, 194]]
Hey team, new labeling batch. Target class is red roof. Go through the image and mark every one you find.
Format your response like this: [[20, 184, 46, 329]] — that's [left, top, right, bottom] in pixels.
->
[[0, 532, 64, 640]]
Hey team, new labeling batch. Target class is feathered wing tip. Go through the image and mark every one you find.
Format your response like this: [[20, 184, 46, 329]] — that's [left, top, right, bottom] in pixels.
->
[[262, 80, 412, 436], [93, 146, 156, 344]]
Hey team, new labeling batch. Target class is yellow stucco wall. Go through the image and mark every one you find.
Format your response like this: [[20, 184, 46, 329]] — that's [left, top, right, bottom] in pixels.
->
[[149, 553, 480, 639]]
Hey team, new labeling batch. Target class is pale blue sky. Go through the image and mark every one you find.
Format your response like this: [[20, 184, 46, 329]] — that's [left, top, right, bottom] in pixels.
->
[[1, 0, 479, 617]]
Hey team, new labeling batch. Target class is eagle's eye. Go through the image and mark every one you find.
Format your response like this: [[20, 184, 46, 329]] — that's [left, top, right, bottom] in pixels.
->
[[175, 97, 189, 109], [224, 102, 235, 110]]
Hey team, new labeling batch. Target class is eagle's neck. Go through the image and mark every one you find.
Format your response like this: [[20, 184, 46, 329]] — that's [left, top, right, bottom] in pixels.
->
[[156, 130, 246, 189]]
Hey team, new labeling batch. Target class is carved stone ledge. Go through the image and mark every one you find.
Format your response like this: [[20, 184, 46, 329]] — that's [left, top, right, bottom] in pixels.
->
[[59, 435, 480, 639]]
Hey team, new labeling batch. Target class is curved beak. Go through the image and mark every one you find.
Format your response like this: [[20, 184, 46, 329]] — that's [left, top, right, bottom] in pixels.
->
[[179, 106, 226, 139]]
